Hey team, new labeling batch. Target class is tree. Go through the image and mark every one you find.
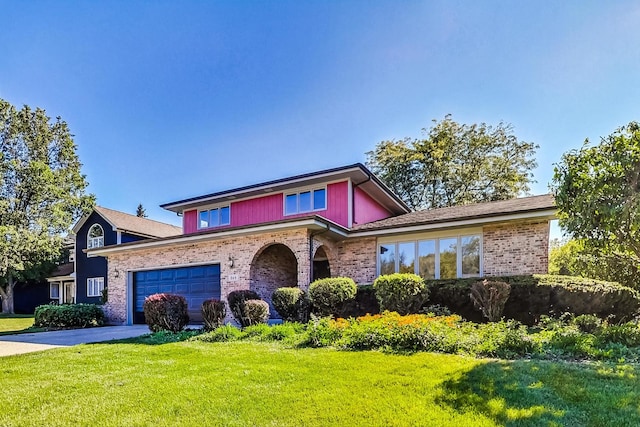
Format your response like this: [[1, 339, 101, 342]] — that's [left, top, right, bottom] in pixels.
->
[[366, 115, 538, 210], [0, 99, 94, 313], [551, 121, 640, 289], [136, 203, 147, 218]]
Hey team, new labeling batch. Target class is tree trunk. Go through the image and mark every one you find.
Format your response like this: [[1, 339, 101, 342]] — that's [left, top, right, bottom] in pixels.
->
[[0, 274, 16, 314]]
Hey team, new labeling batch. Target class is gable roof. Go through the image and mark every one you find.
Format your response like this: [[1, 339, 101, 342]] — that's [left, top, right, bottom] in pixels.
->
[[159, 163, 410, 215], [351, 194, 556, 233], [72, 206, 182, 238]]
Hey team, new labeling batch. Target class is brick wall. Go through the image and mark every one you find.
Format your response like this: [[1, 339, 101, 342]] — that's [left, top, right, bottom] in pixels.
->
[[103, 219, 550, 324], [335, 237, 377, 285], [483, 220, 550, 276], [103, 228, 314, 324]]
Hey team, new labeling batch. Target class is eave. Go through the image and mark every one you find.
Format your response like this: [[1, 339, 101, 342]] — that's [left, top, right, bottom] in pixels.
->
[[86, 216, 349, 257]]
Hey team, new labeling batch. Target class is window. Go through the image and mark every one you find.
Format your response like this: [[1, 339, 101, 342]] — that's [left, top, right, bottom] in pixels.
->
[[50, 283, 60, 299], [379, 244, 395, 275], [87, 224, 104, 249], [199, 206, 230, 229], [87, 277, 104, 298], [284, 188, 326, 215], [378, 234, 482, 279]]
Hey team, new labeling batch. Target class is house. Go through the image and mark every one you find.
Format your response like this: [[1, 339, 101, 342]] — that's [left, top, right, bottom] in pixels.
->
[[46, 206, 181, 306], [87, 164, 556, 325]]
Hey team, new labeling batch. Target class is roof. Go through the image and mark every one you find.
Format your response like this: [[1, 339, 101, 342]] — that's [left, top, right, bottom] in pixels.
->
[[47, 262, 74, 280], [73, 206, 182, 238], [351, 194, 556, 232], [159, 163, 410, 215]]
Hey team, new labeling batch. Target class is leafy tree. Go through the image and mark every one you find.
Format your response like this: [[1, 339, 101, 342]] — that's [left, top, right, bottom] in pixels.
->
[[548, 238, 640, 289], [366, 115, 538, 210], [136, 203, 147, 218], [0, 99, 94, 313], [552, 121, 640, 289]]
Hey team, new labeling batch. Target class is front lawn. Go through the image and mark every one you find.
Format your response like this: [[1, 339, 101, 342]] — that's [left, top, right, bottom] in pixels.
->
[[1, 339, 638, 426], [0, 314, 36, 335]]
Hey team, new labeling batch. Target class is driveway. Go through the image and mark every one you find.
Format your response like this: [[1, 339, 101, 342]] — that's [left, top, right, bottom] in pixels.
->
[[0, 325, 150, 357]]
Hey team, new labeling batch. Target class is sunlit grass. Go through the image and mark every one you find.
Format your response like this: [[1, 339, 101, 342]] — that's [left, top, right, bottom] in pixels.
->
[[0, 340, 638, 426], [0, 314, 36, 335]]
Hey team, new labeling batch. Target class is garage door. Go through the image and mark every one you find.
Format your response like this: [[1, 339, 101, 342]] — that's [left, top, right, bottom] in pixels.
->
[[133, 264, 220, 324]]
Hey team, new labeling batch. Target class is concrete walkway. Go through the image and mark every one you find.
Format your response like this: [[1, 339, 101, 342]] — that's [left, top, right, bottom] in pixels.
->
[[0, 325, 150, 357]]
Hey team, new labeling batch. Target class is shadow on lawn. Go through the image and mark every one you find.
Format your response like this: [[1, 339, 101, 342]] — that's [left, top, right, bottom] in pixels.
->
[[435, 359, 640, 426]]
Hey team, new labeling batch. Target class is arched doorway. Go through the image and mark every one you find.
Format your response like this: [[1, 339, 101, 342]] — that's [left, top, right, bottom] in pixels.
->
[[250, 243, 298, 317], [313, 246, 331, 281]]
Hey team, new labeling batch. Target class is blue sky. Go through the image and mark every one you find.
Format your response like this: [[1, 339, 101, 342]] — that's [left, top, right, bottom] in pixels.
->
[[1, 1, 639, 237]]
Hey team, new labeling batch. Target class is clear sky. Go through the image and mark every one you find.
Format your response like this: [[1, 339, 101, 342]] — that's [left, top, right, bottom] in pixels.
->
[[1, 1, 639, 236]]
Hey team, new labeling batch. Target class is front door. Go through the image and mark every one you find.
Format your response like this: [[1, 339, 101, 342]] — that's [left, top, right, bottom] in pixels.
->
[[63, 282, 75, 304]]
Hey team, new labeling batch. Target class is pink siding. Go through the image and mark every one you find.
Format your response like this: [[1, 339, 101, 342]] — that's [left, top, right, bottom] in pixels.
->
[[231, 193, 284, 227], [182, 180, 350, 234], [353, 186, 393, 225], [183, 209, 198, 233]]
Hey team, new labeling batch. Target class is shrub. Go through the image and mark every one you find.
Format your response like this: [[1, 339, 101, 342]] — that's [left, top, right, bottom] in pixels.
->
[[596, 322, 640, 347], [244, 299, 270, 326], [341, 284, 380, 318], [143, 293, 189, 333], [428, 274, 640, 324], [201, 299, 226, 331], [373, 273, 429, 315], [272, 287, 307, 322], [227, 290, 261, 327], [470, 280, 511, 322], [572, 314, 602, 334], [421, 304, 452, 317], [34, 304, 104, 328], [308, 277, 357, 317], [195, 324, 243, 342]]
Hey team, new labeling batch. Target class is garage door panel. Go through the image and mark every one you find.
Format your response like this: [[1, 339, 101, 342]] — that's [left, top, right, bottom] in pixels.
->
[[133, 264, 221, 324]]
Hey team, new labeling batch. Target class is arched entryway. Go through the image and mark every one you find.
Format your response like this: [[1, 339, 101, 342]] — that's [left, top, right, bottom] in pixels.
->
[[313, 245, 331, 281], [250, 243, 298, 317]]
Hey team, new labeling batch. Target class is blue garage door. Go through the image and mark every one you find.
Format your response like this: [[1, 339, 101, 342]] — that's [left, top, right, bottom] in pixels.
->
[[133, 264, 220, 324]]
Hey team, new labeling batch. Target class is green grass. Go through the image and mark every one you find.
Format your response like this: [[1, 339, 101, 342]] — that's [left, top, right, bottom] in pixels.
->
[[1, 339, 639, 426], [0, 314, 39, 335]]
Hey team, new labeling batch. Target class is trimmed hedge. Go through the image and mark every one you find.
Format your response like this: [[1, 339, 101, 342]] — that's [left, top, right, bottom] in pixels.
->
[[244, 300, 270, 325], [308, 277, 357, 317], [373, 273, 429, 315], [342, 285, 380, 318], [227, 290, 261, 327], [272, 287, 308, 322], [428, 274, 640, 324], [34, 304, 104, 328], [143, 293, 189, 333]]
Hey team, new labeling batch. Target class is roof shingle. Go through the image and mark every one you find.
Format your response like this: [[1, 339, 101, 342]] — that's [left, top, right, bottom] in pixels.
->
[[94, 206, 182, 238], [351, 194, 556, 232]]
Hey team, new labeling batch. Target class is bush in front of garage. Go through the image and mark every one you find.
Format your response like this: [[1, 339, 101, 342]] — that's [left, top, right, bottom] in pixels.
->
[[243, 300, 270, 325], [227, 290, 262, 327], [201, 299, 226, 331], [34, 303, 104, 328], [143, 293, 189, 333]]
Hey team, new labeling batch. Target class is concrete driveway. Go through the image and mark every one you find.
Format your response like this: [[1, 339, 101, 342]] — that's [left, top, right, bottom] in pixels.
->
[[0, 325, 150, 357]]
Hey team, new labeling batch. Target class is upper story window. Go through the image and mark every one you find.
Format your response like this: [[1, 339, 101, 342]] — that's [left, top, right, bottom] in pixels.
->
[[87, 224, 104, 249], [378, 234, 481, 280], [285, 188, 326, 215], [199, 206, 230, 229]]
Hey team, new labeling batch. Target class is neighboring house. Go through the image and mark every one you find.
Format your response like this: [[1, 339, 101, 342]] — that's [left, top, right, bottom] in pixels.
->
[[87, 164, 557, 325], [46, 206, 181, 306]]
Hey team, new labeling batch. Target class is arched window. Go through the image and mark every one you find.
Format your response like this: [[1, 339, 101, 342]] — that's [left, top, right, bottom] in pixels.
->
[[87, 224, 104, 249]]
